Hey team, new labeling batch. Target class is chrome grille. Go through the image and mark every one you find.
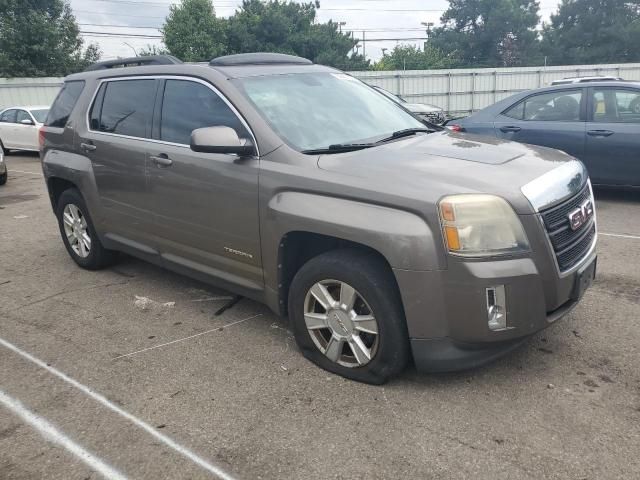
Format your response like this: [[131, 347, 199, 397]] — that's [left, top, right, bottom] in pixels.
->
[[540, 184, 595, 272]]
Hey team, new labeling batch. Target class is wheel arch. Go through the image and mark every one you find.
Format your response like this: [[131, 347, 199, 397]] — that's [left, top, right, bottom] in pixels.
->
[[277, 231, 402, 317], [263, 191, 444, 316]]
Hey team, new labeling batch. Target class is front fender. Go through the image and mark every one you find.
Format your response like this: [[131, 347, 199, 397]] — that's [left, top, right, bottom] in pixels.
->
[[264, 191, 444, 271]]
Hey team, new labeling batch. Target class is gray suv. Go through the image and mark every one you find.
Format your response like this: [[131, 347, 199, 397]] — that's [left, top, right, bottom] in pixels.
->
[[41, 54, 597, 384]]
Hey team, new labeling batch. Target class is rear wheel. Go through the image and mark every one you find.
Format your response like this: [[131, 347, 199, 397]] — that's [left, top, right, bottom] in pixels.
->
[[288, 249, 409, 384], [0, 171, 6, 185], [56, 188, 117, 270]]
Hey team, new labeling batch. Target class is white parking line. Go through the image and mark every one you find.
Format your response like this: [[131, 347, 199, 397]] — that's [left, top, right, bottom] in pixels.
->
[[113, 313, 262, 360], [600, 232, 640, 240], [0, 336, 237, 480], [8, 169, 42, 176], [0, 389, 128, 480]]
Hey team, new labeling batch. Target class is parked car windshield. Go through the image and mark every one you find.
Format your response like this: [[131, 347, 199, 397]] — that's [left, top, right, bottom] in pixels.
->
[[237, 73, 425, 152], [30, 108, 49, 123]]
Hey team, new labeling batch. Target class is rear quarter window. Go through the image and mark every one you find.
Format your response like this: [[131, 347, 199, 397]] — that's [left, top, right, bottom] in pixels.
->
[[45, 81, 85, 128]]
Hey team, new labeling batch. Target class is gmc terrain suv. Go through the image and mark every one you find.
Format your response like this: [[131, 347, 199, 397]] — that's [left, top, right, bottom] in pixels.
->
[[41, 54, 597, 384]]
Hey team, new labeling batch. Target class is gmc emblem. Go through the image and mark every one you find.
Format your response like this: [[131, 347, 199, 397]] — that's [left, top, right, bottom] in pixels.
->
[[568, 200, 594, 231]]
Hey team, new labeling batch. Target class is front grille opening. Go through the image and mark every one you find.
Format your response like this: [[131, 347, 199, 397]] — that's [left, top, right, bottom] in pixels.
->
[[540, 184, 595, 273]]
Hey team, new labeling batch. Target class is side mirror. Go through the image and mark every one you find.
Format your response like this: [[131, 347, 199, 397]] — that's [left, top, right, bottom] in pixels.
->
[[190, 126, 255, 156], [20, 118, 34, 126]]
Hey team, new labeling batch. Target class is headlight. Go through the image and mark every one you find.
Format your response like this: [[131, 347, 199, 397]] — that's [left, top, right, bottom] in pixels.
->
[[439, 194, 530, 256]]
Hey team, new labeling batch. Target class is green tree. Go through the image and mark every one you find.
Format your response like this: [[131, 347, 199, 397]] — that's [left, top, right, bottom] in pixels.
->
[[138, 44, 171, 57], [541, 0, 640, 65], [430, 0, 542, 67], [372, 44, 456, 71], [162, 0, 226, 62], [0, 0, 101, 77], [223, 0, 369, 69]]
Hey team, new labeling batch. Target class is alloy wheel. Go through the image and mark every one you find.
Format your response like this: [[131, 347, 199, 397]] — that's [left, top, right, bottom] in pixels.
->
[[303, 279, 379, 368], [62, 203, 91, 258]]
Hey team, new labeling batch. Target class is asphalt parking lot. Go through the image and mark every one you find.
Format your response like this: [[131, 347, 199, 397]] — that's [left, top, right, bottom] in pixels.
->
[[1, 152, 639, 480]]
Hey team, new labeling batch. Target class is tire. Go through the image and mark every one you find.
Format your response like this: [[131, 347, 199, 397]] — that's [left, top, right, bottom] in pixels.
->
[[0, 171, 6, 185], [56, 188, 117, 270], [288, 249, 409, 384]]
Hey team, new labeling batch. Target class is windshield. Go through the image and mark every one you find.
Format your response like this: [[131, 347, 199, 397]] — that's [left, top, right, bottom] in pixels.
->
[[238, 73, 424, 152], [30, 108, 49, 123]]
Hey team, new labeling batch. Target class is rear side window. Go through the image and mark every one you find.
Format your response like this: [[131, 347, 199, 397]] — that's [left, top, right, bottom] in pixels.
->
[[160, 79, 248, 145], [46, 81, 85, 128], [95, 79, 156, 138], [0, 109, 17, 123]]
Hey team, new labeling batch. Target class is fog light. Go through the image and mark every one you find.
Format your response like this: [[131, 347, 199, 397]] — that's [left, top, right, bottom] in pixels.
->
[[486, 286, 507, 331]]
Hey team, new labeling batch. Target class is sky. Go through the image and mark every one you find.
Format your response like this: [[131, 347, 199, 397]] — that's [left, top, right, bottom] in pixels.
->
[[69, 0, 563, 62]]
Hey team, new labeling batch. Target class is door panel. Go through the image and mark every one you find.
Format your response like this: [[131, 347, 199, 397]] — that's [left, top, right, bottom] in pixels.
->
[[79, 79, 159, 246], [585, 87, 640, 186], [494, 89, 587, 160], [147, 78, 262, 290], [0, 109, 18, 148], [14, 110, 37, 150]]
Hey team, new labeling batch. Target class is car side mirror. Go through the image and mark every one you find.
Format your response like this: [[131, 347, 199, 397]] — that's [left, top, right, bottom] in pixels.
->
[[190, 126, 255, 156], [20, 118, 34, 126]]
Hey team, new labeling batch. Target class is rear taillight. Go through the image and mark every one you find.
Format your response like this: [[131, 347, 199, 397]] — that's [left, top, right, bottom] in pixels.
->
[[447, 124, 464, 132], [38, 127, 45, 151]]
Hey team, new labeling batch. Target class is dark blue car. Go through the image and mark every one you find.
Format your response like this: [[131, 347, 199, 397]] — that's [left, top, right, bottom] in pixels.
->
[[452, 81, 640, 187]]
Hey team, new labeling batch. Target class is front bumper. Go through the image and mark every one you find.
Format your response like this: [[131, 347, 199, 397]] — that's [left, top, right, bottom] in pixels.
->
[[394, 248, 597, 373]]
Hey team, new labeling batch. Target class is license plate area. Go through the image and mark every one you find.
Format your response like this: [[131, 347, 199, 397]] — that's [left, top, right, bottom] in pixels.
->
[[571, 257, 597, 300]]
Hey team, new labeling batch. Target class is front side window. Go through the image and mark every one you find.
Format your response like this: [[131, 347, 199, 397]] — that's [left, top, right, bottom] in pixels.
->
[[504, 90, 582, 122], [96, 79, 156, 138], [237, 73, 425, 152], [160, 79, 248, 145], [592, 88, 640, 124], [0, 109, 17, 123], [16, 110, 32, 124], [46, 81, 85, 128]]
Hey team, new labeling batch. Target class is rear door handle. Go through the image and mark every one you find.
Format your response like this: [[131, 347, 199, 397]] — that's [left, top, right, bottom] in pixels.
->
[[150, 154, 173, 167], [80, 142, 96, 152], [587, 130, 614, 137], [500, 126, 522, 133]]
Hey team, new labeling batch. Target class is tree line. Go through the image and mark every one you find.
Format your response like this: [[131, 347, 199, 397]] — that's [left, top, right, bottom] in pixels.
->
[[1, 0, 640, 77]]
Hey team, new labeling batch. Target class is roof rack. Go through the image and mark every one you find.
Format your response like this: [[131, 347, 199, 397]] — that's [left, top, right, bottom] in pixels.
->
[[209, 53, 313, 67], [84, 55, 183, 72]]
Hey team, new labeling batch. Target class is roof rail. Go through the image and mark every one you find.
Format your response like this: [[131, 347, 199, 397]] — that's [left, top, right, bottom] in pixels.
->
[[84, 55, 183, 72], [209, 53, 313, 67]]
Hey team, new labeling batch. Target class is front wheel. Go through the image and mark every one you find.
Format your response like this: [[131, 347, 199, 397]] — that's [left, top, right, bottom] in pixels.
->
[[0, 172, 6, 185], [288, 249, 409, 384], [56, 188, 117, 270]]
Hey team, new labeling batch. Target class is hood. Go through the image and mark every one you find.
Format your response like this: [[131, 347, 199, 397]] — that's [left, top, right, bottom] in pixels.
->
[[317, 131, 581, 214], [404, 102, 442, 113]]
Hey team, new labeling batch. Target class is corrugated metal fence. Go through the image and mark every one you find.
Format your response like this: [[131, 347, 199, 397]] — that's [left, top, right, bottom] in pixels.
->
[[2, 62, 640, 115], [351, 63, 640, 116], [0, 77, 63, 110]]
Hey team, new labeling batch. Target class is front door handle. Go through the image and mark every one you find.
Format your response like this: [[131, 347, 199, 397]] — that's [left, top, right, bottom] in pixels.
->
[[80, 142, 96, 152], [587, 129, 614, 137], [150, 154, 173, 167], [500, 126, 522, 133]]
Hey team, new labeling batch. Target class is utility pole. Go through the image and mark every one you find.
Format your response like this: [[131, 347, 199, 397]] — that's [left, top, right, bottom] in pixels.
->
[[421, 21, 434, 50], [362, 31, 366, 59], [338, 21, 346, 33]]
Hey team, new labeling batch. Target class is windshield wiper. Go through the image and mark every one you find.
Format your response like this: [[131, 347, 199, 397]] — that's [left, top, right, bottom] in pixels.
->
[[302, 143, 376, 155], [301, 128, 432, 155], [375, 127, 432, 144]]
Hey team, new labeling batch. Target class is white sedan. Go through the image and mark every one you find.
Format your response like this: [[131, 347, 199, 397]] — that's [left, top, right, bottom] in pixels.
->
[[0, 105, 49, 154]]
